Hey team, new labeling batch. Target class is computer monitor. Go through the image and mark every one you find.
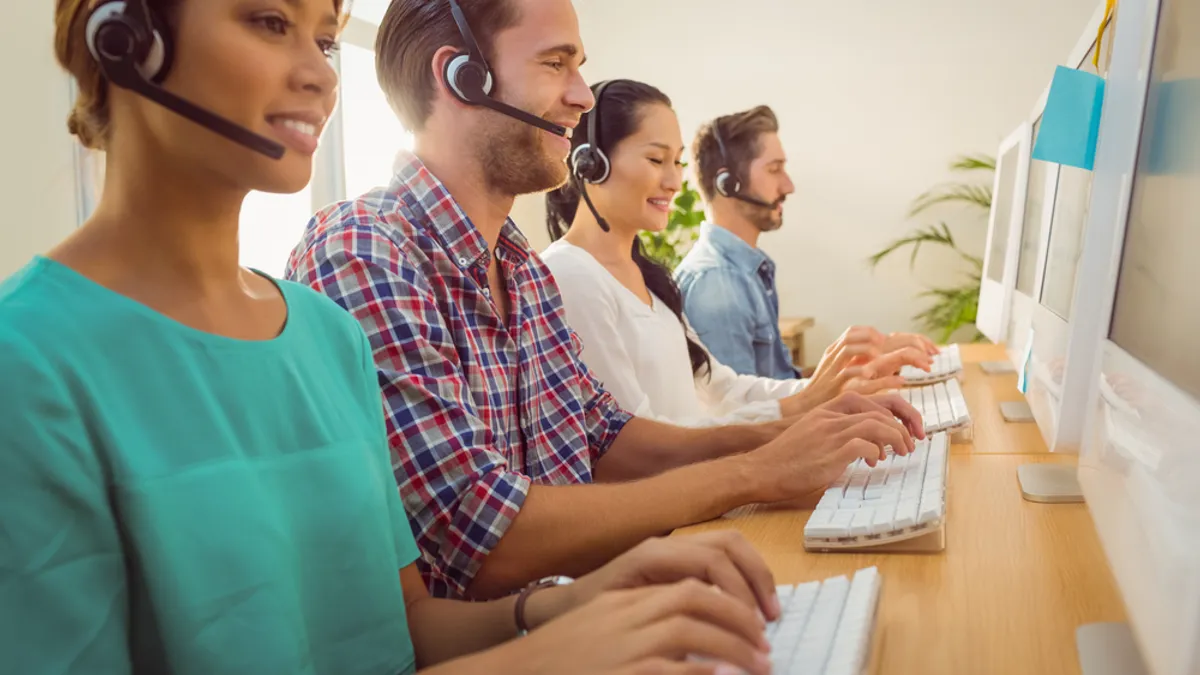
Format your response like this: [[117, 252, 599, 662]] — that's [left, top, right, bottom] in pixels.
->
[[1003, 107, 1051, 373], [1024, 4, 1118, 458], [976, 123, 1032, 344], [1075, 0, 1200, 671]]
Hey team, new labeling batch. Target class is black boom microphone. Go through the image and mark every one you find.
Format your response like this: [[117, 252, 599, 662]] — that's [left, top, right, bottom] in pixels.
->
[[87, 0, 286, 159]]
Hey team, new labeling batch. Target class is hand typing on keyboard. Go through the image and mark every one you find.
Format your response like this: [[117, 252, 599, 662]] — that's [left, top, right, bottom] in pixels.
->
[[742, 392, 925, 505], [783, 337, 933, 418], [493, 578, 772, 675]]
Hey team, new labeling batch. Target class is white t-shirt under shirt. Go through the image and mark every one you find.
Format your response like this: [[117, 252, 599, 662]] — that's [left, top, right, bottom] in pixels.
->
[[542, 240, 806, 427]]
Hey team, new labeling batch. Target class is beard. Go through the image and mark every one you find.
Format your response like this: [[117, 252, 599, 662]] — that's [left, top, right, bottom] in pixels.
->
[[737, 197, 785, 233], [475, 111, 569, 196]]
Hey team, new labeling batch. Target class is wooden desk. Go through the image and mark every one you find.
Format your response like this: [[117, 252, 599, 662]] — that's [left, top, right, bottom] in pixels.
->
[[675, 453, 1127, 675], [953, 343, 1049, 455], [779, 317, 816, 368]]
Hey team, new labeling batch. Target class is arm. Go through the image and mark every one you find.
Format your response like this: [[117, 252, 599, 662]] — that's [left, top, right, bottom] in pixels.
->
[[0, 341, 132, 674], [681, 268, 762, 376]]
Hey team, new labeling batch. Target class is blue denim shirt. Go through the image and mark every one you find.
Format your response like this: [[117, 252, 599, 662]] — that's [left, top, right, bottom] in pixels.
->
[[675, 222, 799, 380]]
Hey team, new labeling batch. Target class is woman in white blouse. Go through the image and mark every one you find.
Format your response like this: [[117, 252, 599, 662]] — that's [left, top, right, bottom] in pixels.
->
[[543, 80, 929, 427]]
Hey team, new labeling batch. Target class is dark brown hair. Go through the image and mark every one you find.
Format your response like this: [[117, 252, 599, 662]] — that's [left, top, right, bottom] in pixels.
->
[[375, 0, 519, 132], [692, 105, 779, 202], [545, 80, 712, 379], [54, 0, 349, 150]]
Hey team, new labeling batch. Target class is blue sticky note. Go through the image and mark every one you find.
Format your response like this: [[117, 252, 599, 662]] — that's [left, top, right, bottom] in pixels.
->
[[1032, 65, 1106, 170]]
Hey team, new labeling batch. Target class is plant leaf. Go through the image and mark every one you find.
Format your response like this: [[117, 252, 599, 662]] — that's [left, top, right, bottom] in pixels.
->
[[949, 154, 996, 172], [908, 184, 993, 218]]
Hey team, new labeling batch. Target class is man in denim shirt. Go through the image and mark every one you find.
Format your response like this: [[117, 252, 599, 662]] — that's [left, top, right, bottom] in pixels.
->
[[677, 107, 938, 379], [675, 106, 800, 379]]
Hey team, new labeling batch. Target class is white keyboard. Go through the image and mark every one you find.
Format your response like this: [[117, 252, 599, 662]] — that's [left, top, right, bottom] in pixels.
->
[[901, 379, 971, 434], [805, 433, 949, 549], [769, 567, 882, 675], [901, 344, 962, 385]]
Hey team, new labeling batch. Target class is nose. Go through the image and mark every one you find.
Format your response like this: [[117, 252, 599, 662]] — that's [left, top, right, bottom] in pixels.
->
[[565, 69, 596, 114], [290, 45, 339, 102], [781, 170, 796, 196], [663, 161, 683, 192]]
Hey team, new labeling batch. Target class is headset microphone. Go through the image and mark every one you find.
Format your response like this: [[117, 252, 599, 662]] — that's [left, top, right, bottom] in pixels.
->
[[712, 120, 781, 211], [570, 81, 615, 232], [86, 0, 286, 159], [445, 0, 568, 137]]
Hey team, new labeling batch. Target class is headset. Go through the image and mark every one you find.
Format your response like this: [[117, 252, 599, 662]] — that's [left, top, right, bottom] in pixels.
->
[[85, 0, 285, 159], [712, 120, 777, 209], [444, 0, 568, 137], [570, 80, 614, 232]]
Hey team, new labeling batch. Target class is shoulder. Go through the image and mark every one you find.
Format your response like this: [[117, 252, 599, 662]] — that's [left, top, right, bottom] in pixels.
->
[[540, 242, 615, 302], [285, 192, 438, 300], [0, 259, 105, 364]]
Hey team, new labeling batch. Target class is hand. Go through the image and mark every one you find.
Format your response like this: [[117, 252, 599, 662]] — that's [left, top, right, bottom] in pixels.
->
[[566, 533, 780, 623], [747, 391, 923, 503], [883, 331, 940, 357], [778, 345, 925, 417], [491, 580, 771, 675]]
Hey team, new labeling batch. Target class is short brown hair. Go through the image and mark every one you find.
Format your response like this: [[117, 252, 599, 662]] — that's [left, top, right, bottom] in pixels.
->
[[54, 0, 348, 150], [692, 105, 779, 202], [375, 0, 520, 132]]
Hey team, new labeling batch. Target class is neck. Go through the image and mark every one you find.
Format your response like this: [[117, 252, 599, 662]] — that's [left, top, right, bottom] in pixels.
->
[[710, 201, 762, 248], [83, 135, 246, 289], [562, 198, 637, 265], [414, 133, 514, 252]]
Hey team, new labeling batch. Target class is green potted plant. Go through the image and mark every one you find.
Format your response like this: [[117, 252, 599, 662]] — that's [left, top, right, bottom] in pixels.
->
[[868, 154, 995, 343]]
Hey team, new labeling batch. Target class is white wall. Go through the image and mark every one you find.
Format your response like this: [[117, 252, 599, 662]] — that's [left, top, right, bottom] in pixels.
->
[[519, 0, 1102, 358], [1, 3, 80, 278]]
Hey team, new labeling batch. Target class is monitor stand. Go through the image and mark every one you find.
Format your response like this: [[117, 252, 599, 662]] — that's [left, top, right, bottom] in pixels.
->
[[980, 360, 1017, 374], [1000, 401, 1035, 422], [1018, 463, 1083, 503], [1077, 623, 1149, 675]]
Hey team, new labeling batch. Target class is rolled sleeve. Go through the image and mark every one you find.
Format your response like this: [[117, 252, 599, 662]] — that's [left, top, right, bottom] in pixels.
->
[[286, 210, 531, 599], [681, 268, 761, 376]]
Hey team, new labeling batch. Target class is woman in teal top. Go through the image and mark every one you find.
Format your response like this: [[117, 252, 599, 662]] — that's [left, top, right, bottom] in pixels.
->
[[0, 1, 780, 674]]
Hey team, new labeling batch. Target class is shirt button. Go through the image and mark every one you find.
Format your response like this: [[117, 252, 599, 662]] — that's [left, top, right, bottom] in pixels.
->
[[457, 257, 468, 266], [496, 250, 504, 261], [483, 288, 491, 296]]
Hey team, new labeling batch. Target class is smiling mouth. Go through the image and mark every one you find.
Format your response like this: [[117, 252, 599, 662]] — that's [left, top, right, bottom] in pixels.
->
[[648, 198, 672, 212]]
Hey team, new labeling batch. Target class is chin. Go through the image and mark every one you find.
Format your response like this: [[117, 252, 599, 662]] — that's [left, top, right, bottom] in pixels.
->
[[642, 213, 670, 233], [245, 157, 313, 196]]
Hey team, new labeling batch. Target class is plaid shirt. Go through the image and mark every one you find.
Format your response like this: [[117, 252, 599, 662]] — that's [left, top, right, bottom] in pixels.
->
[[285, 151, 632, 598]]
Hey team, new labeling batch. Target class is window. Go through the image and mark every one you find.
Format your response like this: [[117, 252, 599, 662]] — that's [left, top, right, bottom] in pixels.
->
[[239, 187, 315, 277], [340, 42, 414, 199]]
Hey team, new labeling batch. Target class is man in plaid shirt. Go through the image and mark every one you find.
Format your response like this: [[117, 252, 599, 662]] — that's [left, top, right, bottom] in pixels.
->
[[287, 0, 922, 600]]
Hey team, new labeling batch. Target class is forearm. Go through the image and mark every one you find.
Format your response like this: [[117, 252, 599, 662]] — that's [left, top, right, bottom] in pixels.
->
[[593, 417, 785, 481], [465, 456, 763, 599]]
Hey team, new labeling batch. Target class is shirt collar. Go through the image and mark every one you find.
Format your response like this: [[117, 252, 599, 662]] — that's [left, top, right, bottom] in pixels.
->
[[390, 150, 532, 269], [699, 221, 772, 275]]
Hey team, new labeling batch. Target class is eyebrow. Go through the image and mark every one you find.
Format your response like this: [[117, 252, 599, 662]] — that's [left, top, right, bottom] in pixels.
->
[[538, 43, 588, 66], [281, 0, 341, 27], [645, 142, 683, 153]]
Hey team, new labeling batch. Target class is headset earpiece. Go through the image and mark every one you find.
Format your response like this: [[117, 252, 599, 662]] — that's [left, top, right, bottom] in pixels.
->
[[715, 169, 740, 198], [444, 52, 494, 104], [86, 0, 173, 84], [571, 80, 614, 185], [571, 143, 611, 184]]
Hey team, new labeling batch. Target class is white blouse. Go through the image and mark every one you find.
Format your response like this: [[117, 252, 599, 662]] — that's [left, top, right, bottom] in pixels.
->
[[542, 240, 807, 427]]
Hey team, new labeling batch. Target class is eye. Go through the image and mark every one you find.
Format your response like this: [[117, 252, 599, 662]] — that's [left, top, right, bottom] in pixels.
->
[[544, 60, 565, 71], [318, 38, 340, 58], [252, 13, 292, 36], [648, 158, 664, 165]]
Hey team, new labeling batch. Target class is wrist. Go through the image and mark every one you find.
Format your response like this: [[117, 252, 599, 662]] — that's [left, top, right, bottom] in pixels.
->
[[719, 451, 783, 506], [518, 579, 579, 634]]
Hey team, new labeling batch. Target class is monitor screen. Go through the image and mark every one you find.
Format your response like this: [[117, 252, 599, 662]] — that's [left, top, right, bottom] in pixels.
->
[[1108, 21, 1200, 401], [1039, 41, 1103, 319], [984, 143, 1022, 283], [1015, 116, 1047, 296]]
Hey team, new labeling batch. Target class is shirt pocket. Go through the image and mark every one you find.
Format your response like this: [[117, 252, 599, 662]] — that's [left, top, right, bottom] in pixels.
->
[[752, 322, 778, 373]]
